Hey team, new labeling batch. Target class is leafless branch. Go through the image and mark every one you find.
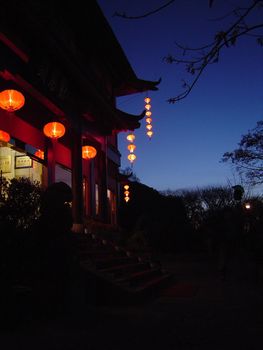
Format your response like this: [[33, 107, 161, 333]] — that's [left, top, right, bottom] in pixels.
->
[[114, 0, 176, 19]]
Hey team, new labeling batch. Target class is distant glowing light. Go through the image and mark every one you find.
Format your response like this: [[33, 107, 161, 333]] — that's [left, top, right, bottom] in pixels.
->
[[34, 149, 44, 159]]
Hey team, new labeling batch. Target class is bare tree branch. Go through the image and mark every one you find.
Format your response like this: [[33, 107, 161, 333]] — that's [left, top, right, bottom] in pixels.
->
[[114, 0, 176, 19], [166, 0, 263, 102], [113, 0, 263, 103]]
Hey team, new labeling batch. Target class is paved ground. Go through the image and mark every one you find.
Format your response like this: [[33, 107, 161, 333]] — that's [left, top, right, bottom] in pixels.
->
[[1, 253, 263, 349]]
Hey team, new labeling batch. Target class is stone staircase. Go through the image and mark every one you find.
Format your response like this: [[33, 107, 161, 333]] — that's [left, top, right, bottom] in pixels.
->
[[75, 231, 174, 305]]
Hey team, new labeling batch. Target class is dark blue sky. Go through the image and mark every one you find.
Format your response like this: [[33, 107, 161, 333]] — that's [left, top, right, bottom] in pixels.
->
[[97, 0, 263, 193]]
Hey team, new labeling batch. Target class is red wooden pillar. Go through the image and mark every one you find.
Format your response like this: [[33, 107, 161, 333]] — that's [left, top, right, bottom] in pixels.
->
[[46, 138, 56, 185], [71, 128, 83, 232]]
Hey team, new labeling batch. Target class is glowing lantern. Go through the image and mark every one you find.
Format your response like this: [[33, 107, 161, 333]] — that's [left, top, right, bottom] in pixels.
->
[[0, 89, 25, 112], [144, 97, 151, 104], [82, 145, 97, 159], [123, 184, 130, 203], [35, 149, 44, 160], [147, 130, 153, 138], [43, 122, 65, 139], [0, 130, 10, 142], [146, 124, 153, 130], [128, 153, 136, 163], [127, 144, 136, 153], [144, 95, 154, 140], [127, 132, 136, 164], [127, 133, 135, 142]]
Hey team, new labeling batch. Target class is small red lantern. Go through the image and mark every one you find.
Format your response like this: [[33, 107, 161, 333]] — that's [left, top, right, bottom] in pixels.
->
[[144, 97, 151, 104], [147, 130, 153, 138], [43, 122, 65, 139], [126, 133, 135, 143], [34, 149, 44, 160], [146, 124, 153, 130], [0, 130, 10, 142], [127, 144, 136, 153], [0, 89, 25, 112], [82, 145, 97, 159], [128, 153, 136, 163]]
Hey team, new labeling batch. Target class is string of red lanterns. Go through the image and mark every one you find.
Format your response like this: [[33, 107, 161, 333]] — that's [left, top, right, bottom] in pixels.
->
[[144, 96, 153, 139], [124, 184, 130, 202], [126, 132, 136, 165]]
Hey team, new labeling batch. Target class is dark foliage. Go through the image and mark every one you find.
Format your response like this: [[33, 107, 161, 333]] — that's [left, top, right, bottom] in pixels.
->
[[118, 181, 192, 253], [0, 177, 42, 230]]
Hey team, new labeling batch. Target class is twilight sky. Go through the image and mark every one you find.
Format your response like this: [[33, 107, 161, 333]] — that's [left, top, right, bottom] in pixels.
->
[[97, 0, 263, 193]]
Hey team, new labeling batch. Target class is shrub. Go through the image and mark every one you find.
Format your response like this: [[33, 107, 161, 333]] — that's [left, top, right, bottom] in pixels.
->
[[0, 177, 42, 230]]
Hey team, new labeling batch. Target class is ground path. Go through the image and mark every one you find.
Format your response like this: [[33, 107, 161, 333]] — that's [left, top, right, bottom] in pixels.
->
[[1, 253, 263, 349]]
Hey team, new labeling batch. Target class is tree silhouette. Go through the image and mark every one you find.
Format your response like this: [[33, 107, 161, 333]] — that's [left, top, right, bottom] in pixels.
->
[[222, 121, 263, 185]]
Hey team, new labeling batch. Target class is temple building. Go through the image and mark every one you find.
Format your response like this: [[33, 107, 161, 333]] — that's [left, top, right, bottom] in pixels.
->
[[0, 0, 160, 230]]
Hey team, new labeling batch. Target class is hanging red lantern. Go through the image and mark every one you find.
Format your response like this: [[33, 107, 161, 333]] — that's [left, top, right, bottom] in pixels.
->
[[144, 97, 151, 104], [145, 111, 152, 117], [145, 104, 151, 111], [126, 133, 135, 143], [34, 149, 44, 160], [124, 196, 130, 203], [127, 144, 136, 153], [124, 185, 129, 190], [146, 124, 153, 130], [128, 153, 136, 163], [0, 89, 25, 112], [147, 130, 153, 138], [43, 122, 65, 139], [82, 145, 97, 159], [0, 130, 10, 142]]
